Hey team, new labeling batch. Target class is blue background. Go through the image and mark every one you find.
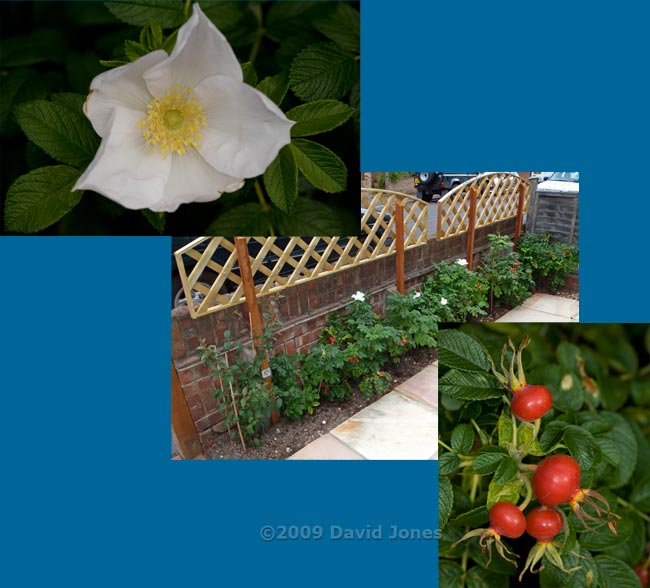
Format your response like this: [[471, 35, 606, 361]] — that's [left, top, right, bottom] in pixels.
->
[[2, 0, 648, 585]]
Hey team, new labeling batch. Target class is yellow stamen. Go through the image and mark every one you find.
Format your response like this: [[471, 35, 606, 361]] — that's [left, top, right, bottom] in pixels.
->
[[137, 84, 207, 158]]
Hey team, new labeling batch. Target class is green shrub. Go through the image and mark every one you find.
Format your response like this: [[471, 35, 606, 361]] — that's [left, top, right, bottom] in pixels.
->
[[517, 232, 579, 291]]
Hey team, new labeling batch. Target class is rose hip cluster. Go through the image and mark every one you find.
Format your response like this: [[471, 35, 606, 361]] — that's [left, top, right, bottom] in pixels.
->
[[453, 337, 620, 579]]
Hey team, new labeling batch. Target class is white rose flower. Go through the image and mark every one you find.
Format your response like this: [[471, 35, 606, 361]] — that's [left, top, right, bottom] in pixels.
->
[[351, 291, 366, 302], [413, 291, 421, 299], [441, 297, 448, 305], [73, 4, 294, 212], [455, 258, 468, 266]]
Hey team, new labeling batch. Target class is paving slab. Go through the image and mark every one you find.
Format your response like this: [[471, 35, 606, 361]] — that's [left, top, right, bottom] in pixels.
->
[[329, 391, 437, 460], [289, 433, 366, 460], [396, 362, 438, 409], [497, 293, 578, 322]]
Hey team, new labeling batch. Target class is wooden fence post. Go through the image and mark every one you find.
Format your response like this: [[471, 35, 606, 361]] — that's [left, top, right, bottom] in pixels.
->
[[171, 363, 202, 459], [395, 199, 405, 294], [466, 187, 477, 270], [234, 237, 279, 424], [514, 183, 526, 248]]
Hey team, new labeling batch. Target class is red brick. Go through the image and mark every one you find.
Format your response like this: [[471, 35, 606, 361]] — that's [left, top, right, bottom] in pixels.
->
[[177, 367, 195, 385], [185, 392, 205, 421], [195, 409, 224, 432]]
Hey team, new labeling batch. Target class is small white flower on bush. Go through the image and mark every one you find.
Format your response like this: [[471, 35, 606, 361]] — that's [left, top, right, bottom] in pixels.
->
[[73, 4, 293, 212], [413, 291, 422, 299], [441, 297, 448, 306], [455, 258, 468, 266], [351, 291, 366, 302]]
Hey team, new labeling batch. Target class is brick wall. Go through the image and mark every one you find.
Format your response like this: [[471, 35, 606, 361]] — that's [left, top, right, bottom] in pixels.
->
[[172, 218, 517, 450]]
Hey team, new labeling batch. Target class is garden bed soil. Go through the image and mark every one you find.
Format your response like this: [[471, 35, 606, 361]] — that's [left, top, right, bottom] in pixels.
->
[[203, 346, 437, 460]]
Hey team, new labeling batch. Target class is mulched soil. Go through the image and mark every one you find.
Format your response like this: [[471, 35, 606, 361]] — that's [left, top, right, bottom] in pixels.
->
[[204, 346, 437, 460]]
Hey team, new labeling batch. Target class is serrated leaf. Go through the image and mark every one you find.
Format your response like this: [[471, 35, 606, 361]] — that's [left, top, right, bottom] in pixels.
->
[[594, 435, 621, 467], [14, 99, 100, 168], [629, 474, 650, 511], [272, 198, 347, 236], [162, 29, 178, 54], [256, 71, 289, 106], [263, 145, 298, 213], [557, 341, 583, 372], [287, 99, 356, 137], [241, 62, 258, 87], [467, 567, 508, 588], [99, 59, 129, 68], [487, 478, 524, 508], [473, 452, 506, 475], [140, 19, 164, 50], [439, 560, 464, 588], [451, 423, 474, 455], [4, 166, 83, 233], [600, 411, 638, 488], [124, 40, 148, 62], [198, 1, 247, 29], [439, 330, 491, 372], [0, 28, 65, 67], [539, 420, 569, 452], [289, 42, 356, 101], [51, 93, 86, 115], [439, 370, 503, 401], [564, 425, 600, 470], [290, 138, 346, 193], [603, 514, 646, 567], [439, 475, 453, 531], [142, 210, 166, 233], [206, 202, 271, 235], [439, 452, 461, 476], [498, 412, 514, 448], [540, 546, 598, 588], [105, 0, 185, 28], [594, 555, 641, 588], [452, 506, 490, 529], [493, 457, 518, 485], [313, 1, 360, 54]]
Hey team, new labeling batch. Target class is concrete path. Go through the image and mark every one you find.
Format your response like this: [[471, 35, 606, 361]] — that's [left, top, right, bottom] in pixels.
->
[[289, 362, 438, 460], [496, 293, 578, 322]]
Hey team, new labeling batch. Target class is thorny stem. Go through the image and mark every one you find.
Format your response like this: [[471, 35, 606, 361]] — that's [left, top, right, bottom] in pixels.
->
[[617, 496, 650, 523]]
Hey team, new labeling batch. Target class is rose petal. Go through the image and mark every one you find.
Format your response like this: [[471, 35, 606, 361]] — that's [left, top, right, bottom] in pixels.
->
[[157, 150, 245, 212], [195, 75, 293, 178], [73, 108, 172, 210], [143, 4, 242, 98], [85, 50, 167, 137]]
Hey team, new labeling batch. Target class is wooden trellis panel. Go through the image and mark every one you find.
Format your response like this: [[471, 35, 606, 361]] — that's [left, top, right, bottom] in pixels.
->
[[437, 173, 531, 240], [174, 189, 429, 318]]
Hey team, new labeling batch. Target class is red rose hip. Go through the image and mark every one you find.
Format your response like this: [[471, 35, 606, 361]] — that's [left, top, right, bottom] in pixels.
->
[[510, 384, 553, 422], [532, 454, 581, 506]]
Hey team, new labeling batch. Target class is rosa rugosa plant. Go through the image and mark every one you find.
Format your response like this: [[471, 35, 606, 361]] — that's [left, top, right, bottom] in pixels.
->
[[439, 324, 650, 588]]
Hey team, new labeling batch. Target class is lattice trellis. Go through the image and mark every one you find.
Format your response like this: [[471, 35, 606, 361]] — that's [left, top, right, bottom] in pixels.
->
[[436, 173, 531, 240], [175, 189, 429, 318]]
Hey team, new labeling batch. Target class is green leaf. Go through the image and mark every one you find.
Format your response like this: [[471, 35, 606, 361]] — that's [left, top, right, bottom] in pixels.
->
[[162, 29, 178, 54], [241, 62, 258, 87], [600, 375, 630, 411], [451, 423, 474, 455], [564, 425, 600, 470], [272, 198, 349, 236], [256, 71, 290, 106], [631, 377, 650, 406], [142, 210, 166, 234], [439, 452, 461, 475], [288, 99, 356, 137], [289, 42, 356, 101], [498, 412, 514, 448], [539, 419, 569, 452], [4, 166, 83, 233], [265, 2, 333, 43], [594, 329, 639, 375], [14, 99, 100, 168], [99, 59, 129, 68], [105, 0, 185, 28], [493, 456, 518, 485], [580, 516, 633, 551], [313, 2, 360, 54], [0, 28, 65, 67], [438, 560, 464, 588], [594, 555, 642, 588], [198, 1, 247, 29], [629, 474, 650, 511], [25, 141, 54, 171], [263, 145, 298, 213], [600, 412, 638, 488], [124, 40, 148, 62], [206, 202, 271, 235], [594, 436, 621, 467], [556, 341, 583, 372], [290, 138, 347, 193], [140, 19, 164, 50], [473, 449, 507, 475], [487, 478, 524, 509], [540, 546, 598, 588], [452, 506, 490, 529], [1, 68, 37, 135], [603, 514, 646, 567], [439, 330, 491, 372], [439, 370, 504, 401], [439, 475, 454, 531], [51, 93, 86, 115]]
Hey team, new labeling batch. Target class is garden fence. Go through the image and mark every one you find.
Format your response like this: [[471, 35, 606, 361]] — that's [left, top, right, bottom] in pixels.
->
[[174, 189, 428, 318]]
